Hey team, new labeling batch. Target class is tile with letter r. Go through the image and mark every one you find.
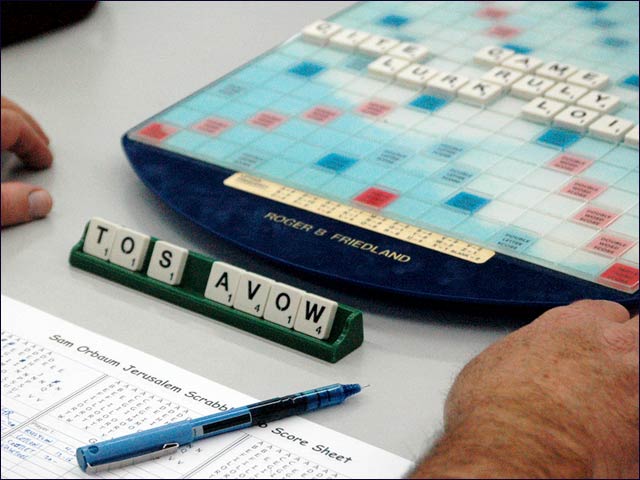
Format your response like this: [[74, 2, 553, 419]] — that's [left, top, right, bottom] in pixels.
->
[[409, 94, 449, 112], [288, 61, 326, 78], [354, 187, 399, 209], [316, 153, 358, 173], [446, 192, 490, 213], [536, 128, 581, 150]]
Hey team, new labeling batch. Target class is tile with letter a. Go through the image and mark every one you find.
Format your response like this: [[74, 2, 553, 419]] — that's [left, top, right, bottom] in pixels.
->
[[501, 54, 543, 73], [82, 217, 120, 260], [146, 241, 189, 286], [109, 227, 151, 272], [294, 293, 338, 340], [233, 272, 274, 318], [263, 283, 305, 328], [588, 115, 634, 143], [302, 20, 341, 45], [205, 261, 245, 306]]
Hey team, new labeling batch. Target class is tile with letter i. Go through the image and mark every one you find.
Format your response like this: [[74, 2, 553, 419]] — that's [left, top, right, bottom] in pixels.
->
[[70, 218, 364, 362]]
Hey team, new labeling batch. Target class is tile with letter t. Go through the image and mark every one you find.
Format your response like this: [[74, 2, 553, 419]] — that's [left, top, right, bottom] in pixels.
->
[[233, 272, 274, 318], [263, 283, 305, 329], [146, 241, 189, 286], [82, 217, 120, 260], [294, 293, 338, 340], [204, 261, 245, 306], [109, 227, 151, 272]]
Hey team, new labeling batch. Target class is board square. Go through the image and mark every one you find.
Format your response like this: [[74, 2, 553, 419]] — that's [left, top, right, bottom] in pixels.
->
[[356, 100, 395, 118], [378, 14, 410, 27], [575, 1, 610, 11], [137, 122, 178, 141], [354, 187, 399, 209], [487, 25, 521, 39], [560, 179, 606, 201], [247, 111, 288, 130], [621, 74, 639, 89], [288, 61, 326, 77], [303, 105, 342, 124], [477, 7, 510, 19], [573, 206, 619, 228], [537, 129, 581, 149], [445, 192, 490, 213], [599, 263, 639, 289], [586, 234, 635, 258], [409, 94, 449, 112], [316, 153, 358, 173], [547, 153, 593, 174], [193, 117, 234, 137]]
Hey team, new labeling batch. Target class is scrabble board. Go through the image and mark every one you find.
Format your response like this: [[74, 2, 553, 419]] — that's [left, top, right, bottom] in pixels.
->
[[123, 1, 639, 307]]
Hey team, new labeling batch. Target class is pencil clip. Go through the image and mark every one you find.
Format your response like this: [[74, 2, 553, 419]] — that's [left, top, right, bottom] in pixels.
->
[[85, 442, 179, 473]]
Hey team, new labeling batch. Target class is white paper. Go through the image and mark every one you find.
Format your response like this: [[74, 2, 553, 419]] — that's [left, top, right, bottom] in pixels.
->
[[1, 295, 413, 479]]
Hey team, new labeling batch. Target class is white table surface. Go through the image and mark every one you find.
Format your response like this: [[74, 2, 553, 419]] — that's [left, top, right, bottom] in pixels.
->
[[1, 1, 514, 467]]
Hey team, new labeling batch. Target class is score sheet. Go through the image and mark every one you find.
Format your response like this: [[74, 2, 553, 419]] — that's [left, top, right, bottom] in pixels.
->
[[1, 295, 413, 479]]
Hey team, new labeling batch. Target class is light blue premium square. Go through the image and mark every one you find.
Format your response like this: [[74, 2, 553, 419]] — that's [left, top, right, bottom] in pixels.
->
[[409, 94, 449, 112], [370, 145, 414, 167], [306, 128, 351, 149], [491, 228, 538, 253], [255, 158, 302, 180], [215, 102, 258, 122], [159, 107, 204, 127], [537, 128, 581, 150], [230, 149, 269, 170], [453, 217, 503, 242], [232, 65, 276, 85], [218, 124, 264, 145], [316, 153, 358, 173], [251, 134, 296, 155], [207, 80, 249, 98], [344, 160, 389, 183], [282, 143, 326, 164], [195, 139, 241, 161], [182, 93, 227, 114], [288, 167, 335, 189], [265, 74, 308, 93], [433, 166, 478, 186], [377, 170, 422, 192], [426, 142, 467, 161], [321, 176, 368, 200], [277, 118, 318, 140], [419, 206, 468, 231], [165, 130, 209, 152], [288, 61, 327, 78], [384, 197, 433, 220], [445, 192, 490, 213], [409, 180, 457, 203]]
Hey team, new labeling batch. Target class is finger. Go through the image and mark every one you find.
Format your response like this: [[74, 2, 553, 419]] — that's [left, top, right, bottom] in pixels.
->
[[1, 182, 52, 227], [1, 110, 53, 169], [627, 315, 639, 333], [1, 97, 49, 144], [569, 299, 630, 323]]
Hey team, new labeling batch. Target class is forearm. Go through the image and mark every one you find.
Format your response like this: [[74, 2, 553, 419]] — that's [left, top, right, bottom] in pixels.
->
[[411, 400, 591, 479]]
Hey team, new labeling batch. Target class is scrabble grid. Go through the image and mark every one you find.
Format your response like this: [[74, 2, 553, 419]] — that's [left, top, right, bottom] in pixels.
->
[[128, 1, 639, 294]]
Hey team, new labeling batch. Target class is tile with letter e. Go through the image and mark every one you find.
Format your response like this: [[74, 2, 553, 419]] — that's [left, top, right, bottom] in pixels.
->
[[205, 261, 245, 307], [294, 293, 338, 340], [263, 283, 305, 328], [146, 241, 189, 286], [82, 217, 120, 260], [233, 272, 274, 318], [109, 227, 151, 272], [446, 192, 490, 213]]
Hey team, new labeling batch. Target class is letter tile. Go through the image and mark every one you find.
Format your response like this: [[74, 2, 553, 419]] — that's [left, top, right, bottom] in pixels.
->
[[82, 217, 120, 260], [233, 272, 274, 318], [110, 227, 151, 272], [146, 240, 189, 286], [263, 283, 305, 328], [204, 261, 245, 306], [294, 293, 338, 340]]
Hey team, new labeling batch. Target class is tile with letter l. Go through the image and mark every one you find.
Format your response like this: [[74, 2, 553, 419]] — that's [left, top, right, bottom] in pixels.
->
[[204, 261, 245, 307], [233, 272, 274, 318], [147, 241, 189, 286], [263, 283, 305, 329], [294, 293, 338, 340], [82, 217, 120, 260], [110, 227, 151, 272]]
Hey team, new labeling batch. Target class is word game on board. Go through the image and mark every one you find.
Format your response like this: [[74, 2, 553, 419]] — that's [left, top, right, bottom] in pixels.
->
[[123, 1, 639, 307]]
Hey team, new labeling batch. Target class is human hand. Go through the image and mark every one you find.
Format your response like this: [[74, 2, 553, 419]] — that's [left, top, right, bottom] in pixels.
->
[[1, 96, 53, 227], [413, 300, 638, 478]]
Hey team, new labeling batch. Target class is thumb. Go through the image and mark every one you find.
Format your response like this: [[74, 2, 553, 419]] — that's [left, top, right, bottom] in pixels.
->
[[1, 182, 53, 227]]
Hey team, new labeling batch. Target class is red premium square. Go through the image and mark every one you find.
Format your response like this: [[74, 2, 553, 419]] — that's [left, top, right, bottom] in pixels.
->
[[600, 263, 639, 289], [354, 187, 399, 209], [248, 111, 287, 130], [356, 100, 394, 118], [303, 105, 342, 124], [137, 122, 178, 141], [548, 154, 593, 174], [487, 25, 521, 39], [477, 7, 510, 19], [193, 117, 233, 137]]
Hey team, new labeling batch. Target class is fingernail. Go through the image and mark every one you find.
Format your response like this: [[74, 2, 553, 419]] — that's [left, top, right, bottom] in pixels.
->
[[28, 190, 52, 219]]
